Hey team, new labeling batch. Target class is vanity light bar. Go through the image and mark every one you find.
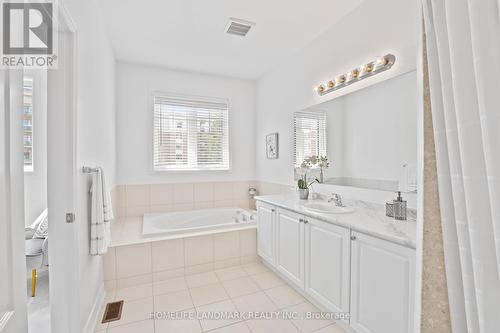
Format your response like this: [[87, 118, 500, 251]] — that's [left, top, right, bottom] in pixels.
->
[[315, 54, 396, 96]]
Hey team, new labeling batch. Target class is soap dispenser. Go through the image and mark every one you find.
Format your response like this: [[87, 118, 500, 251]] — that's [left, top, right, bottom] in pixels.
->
[[393, 191, 407, 221]]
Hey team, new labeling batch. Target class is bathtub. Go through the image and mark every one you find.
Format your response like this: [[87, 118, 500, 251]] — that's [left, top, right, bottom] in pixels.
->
[[142, 207, 256, 237]]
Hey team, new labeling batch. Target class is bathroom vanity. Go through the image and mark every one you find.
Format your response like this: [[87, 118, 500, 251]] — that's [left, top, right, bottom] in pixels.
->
[[255, 194, 416, 333]]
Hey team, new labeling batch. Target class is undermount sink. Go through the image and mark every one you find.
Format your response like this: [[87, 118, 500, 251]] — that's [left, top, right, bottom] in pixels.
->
[[303, 202, 355, 214]]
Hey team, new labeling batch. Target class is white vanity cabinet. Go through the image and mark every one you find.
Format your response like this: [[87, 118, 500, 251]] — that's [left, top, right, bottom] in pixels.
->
[[349, 231, 415, 333], [304, 217, 351, 314], [275, 208, 305, 288], [257, 204, 350, 312], [256, 202, 276, 265], [255, 201, 415, 333]]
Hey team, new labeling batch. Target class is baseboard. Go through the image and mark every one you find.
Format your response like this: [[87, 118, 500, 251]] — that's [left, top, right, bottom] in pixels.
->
[[83, 283, 106, 333]]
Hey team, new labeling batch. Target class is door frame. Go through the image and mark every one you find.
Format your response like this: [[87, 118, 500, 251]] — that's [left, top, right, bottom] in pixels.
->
[[46, 3, 79, 333], [0, 69, 27, 333]]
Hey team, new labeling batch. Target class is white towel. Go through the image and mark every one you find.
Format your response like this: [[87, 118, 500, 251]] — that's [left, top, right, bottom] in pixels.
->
[[90, 167, 114, 255]]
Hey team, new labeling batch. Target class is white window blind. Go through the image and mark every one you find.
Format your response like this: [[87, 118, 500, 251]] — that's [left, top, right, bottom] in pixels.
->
[[153, 94, 230, 171], [23, 76, 34, 172], [294, 110, 327, 167]]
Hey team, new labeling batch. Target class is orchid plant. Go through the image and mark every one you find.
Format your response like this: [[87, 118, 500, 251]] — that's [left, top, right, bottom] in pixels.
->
[[297, 157, 319, 189], [297, 174, 318, 190], [317, 155, 330, 183], [297, 155, 330, 187], [317, 155, 330, 170]]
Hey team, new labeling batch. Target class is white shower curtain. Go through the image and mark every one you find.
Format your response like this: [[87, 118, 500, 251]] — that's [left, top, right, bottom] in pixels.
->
[[422, 0, 500, 332]]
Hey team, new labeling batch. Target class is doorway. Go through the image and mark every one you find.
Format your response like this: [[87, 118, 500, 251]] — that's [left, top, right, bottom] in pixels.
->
[[26, 5, 78, 333], [23, 70, 50, 333], [0, 4, 78, 333]]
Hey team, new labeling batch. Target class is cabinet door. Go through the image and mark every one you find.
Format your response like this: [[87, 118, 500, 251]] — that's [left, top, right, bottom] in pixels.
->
[[350, 232, 415, 333], [304, 218, 350, 314], [256, 202, 276, 265], [276, 208, 304, 288]]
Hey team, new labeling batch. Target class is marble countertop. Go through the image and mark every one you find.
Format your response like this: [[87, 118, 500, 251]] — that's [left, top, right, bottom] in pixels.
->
[[255, 194, 417, 249]]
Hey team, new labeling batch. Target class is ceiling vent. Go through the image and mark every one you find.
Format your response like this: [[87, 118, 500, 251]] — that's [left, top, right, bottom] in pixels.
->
[[225, 18, 255, 37]]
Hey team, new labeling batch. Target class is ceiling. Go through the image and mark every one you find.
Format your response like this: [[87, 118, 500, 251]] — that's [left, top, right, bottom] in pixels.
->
[[97, 0, 364, 80]]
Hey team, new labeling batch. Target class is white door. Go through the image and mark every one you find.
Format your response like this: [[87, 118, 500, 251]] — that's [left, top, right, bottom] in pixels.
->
[[256, 203, 275, 265], [304, 217, 350, 314], [276, 208, 304, 288], [350, 232, 415, 333], [0, 70, 28, 333]]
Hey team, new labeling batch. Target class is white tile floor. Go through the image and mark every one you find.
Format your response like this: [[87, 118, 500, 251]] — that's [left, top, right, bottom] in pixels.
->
[[95, 262, 347, 333]]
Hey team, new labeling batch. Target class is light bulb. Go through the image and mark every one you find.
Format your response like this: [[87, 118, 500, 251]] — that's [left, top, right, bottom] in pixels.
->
[[327, 80, 335, 89], [364, 63, 374, 73], [347, 69, 359, 81], [376, 56, 388, 67], [335, 75, 346, 85]]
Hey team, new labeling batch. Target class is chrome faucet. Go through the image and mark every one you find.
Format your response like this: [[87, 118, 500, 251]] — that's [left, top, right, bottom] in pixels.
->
[[328, 193, 344, 207]]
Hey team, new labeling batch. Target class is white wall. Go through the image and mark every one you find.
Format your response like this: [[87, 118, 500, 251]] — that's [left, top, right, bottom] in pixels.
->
[[321, 71, 417, 183], [255, 0, 418, 185], [116, 63, 256, 184], [64, 0, 116, 331], [24, 71, 47, 226]]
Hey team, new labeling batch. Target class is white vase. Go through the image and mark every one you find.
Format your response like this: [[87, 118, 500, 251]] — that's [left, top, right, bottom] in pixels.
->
[[298, 189, 309, 200]]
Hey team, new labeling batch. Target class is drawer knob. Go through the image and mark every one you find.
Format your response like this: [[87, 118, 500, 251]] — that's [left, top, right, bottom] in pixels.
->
[[351, 235, 357, 241], [303, 219, 309, 224]]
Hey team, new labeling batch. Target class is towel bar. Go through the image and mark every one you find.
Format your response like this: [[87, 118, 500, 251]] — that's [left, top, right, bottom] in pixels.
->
[[82, 166, 99, 173]]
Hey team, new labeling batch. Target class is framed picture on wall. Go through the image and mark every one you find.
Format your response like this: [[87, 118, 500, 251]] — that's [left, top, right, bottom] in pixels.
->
[[266, 133, 279, 159]]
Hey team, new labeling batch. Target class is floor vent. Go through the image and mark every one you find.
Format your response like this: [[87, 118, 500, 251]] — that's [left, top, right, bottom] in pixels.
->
[[101, 300, 124, 323]]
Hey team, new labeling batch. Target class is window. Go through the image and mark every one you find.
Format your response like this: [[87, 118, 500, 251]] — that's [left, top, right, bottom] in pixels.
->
[[23, 76, 34, 172], [153, 94, 230, 171], [294, 110, 327, 167]]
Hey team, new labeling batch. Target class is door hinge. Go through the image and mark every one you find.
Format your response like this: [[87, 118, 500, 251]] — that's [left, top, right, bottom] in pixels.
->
[[66, 213, 75, 223]]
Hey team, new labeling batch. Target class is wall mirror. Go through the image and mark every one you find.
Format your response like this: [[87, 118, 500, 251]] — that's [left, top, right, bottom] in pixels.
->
[[294, 71, 417, 192]]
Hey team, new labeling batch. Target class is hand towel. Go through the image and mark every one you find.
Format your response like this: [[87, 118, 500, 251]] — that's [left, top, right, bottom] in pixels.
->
[[90, 167, 114, 255]]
